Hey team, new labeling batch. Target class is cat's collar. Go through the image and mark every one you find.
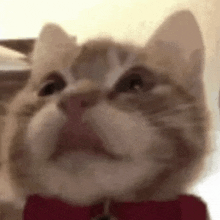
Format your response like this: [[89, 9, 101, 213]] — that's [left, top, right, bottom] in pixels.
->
[[92, 199, 117, 220]]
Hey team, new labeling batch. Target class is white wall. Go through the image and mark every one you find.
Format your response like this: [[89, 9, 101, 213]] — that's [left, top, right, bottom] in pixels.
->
[[0, 0, 220, 219]]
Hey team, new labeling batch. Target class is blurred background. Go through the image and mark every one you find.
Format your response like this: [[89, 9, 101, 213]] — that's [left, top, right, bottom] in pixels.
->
[[0, 0, 220, 219]]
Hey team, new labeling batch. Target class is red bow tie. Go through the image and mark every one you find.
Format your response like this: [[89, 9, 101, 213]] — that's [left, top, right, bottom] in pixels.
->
[[23, 194, 208, 220]]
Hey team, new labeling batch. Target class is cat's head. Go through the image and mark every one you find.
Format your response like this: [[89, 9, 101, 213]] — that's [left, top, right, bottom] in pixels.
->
[[1, 10, 209, 205]]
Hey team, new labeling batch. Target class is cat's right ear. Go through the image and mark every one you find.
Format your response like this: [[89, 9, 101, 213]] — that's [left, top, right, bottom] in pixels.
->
[[31, 23, 80, 83], [144, 10, 204, 101]]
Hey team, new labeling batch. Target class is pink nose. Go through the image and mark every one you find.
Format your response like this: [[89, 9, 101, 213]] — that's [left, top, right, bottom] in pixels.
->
[[58, 91, 99, 115]]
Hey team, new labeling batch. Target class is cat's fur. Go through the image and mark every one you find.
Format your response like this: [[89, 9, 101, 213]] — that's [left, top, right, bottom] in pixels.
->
[[0, 10, 210, 218]]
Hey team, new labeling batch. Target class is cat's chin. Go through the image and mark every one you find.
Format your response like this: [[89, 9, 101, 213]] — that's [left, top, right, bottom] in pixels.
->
[[55, 150, 119, 171]]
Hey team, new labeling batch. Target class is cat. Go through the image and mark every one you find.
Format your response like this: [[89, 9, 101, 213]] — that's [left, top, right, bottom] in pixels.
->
[[0, 10, 210, 219]]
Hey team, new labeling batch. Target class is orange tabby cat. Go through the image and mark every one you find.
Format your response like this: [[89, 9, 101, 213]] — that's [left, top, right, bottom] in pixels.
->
[[0, 10, 210, 219]]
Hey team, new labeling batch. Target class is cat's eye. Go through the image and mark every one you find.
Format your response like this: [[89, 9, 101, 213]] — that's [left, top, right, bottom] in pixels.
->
[[115, 66, 155, 93], [38, 72, 66, 97]]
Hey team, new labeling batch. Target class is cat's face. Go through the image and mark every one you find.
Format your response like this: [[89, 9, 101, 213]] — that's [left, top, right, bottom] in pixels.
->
[[2, 10, 209, 206]]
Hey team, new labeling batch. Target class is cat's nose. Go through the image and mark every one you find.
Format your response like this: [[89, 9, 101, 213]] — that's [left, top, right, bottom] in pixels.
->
[[58, 80, 101, 113], [59, 91, 100, 113]]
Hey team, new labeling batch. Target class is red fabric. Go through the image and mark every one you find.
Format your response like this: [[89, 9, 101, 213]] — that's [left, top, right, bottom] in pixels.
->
[[23, 194, 208, 220]]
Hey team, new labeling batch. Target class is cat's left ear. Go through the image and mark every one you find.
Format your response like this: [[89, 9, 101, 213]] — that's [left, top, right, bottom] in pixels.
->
[[31, 23, 80, 83], [145, 10, 204, 100]]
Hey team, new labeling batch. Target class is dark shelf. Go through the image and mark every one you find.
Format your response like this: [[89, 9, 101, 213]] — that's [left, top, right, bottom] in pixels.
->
[[0, 39, 35, 55]]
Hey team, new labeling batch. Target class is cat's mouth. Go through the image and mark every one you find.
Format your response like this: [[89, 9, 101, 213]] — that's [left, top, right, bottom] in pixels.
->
[[52, 133, 119, 161], [50, 115, 121, 162]]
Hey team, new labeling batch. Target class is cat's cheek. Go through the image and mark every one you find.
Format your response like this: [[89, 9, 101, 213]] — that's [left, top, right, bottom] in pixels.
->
[[86, 102, 170, 160], [25, 103, 67, 161]]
